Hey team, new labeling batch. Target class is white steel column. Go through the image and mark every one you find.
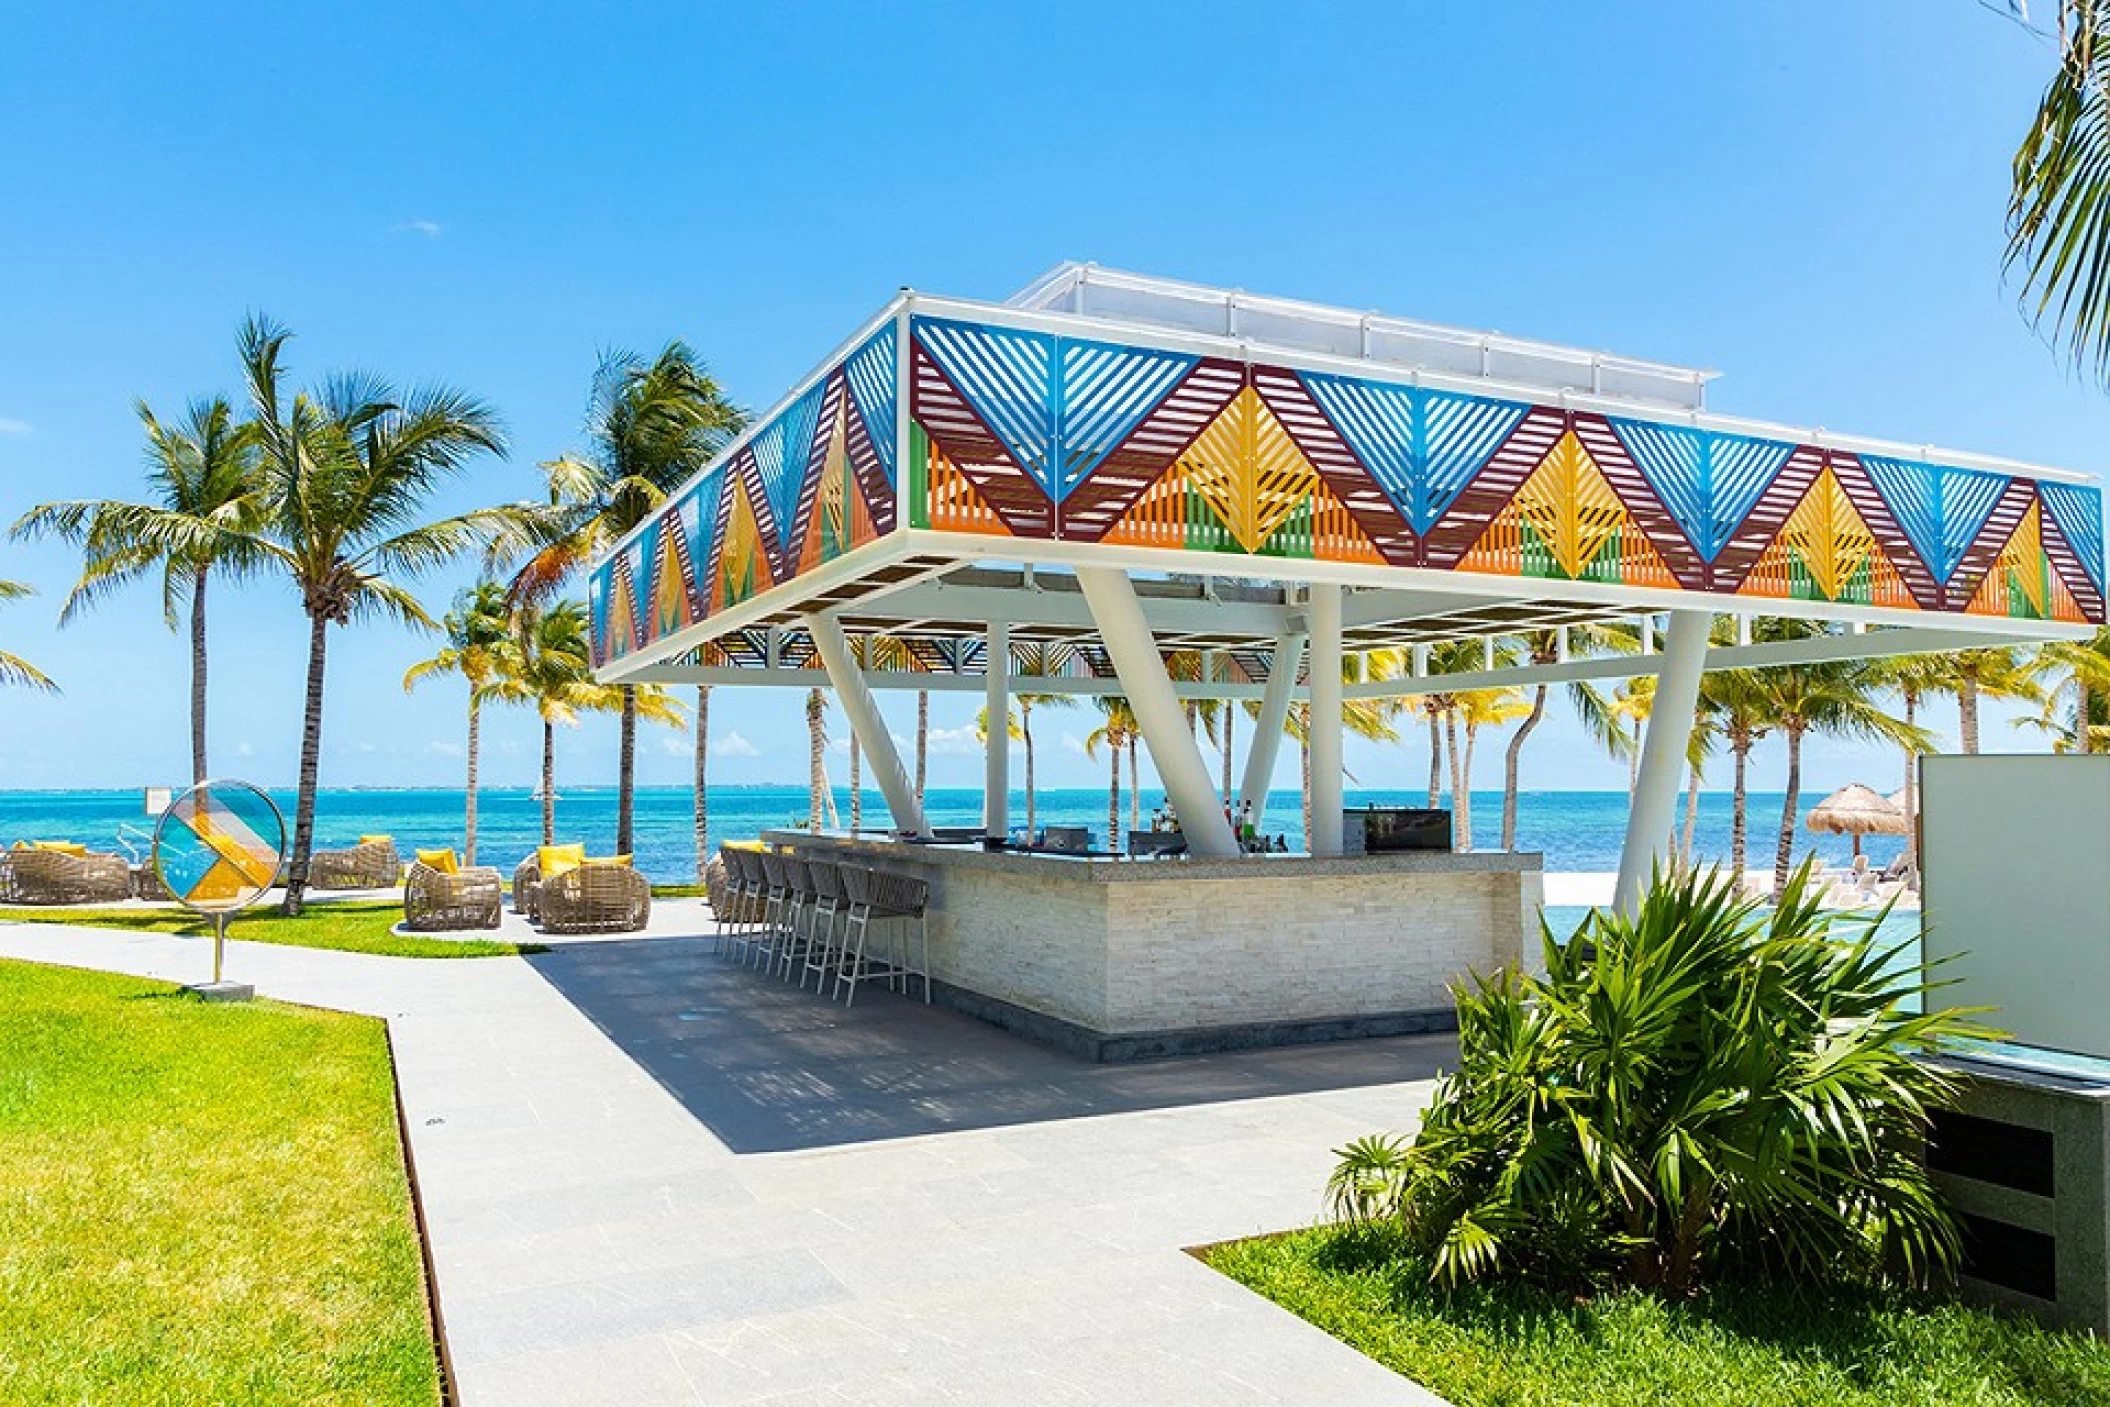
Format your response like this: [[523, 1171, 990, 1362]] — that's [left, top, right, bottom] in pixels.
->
[[1074, 566, 1240, 859], [1612, 610, 1711, 914], [1238, 628, 1308, 821], [984, 621, 1009, 841], [805, 612, 927, 837], [1307, 583, 1345, 857]]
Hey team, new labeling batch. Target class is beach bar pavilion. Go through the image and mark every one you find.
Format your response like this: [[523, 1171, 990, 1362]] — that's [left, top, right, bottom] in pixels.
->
[[588, 265, 2106, 1056]]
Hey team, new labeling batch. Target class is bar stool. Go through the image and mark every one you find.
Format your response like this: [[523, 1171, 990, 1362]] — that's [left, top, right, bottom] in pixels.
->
[[836, 866, 931, 1006], [799, 859, 846, 992], [717, 845, 759, 961], [774, 854, 817, 982], [755, 850, 793, 971]]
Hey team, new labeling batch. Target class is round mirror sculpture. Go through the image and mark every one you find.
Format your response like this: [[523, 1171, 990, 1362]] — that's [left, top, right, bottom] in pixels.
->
[[152, 780, 286, 988]]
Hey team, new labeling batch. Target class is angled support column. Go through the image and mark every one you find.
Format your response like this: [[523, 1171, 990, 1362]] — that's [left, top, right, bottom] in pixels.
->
[[1238, 627, 1308, 822], [1307, 583, 1345, 857], [1074, 566, 1240, 859], [984, 621, 1009, 841], [1613, 610, 1710, 915], [805, 612, 927, 837]]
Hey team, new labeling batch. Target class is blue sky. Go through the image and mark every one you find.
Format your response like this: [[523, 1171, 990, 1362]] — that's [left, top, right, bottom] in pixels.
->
[[0, 2, 2095, 797]]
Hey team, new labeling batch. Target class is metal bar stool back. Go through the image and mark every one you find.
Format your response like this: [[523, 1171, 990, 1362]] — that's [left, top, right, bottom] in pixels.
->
[[800, 859, 846, 991]]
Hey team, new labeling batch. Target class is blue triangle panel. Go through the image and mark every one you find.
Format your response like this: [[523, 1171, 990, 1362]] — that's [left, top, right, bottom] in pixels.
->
[[679, 470, 720, 589], [2042, 480, 2108, 592], [915, 317, 1058, 498], [1935, 468, 2010, 583], [748, 382, 825, 552], [843, 327, 898, 486], [1701, 434, 1794, 559], [625, 522, 657, 629], [588, 571, 610, 655], [1861, 455, 1945, 577], [1299, 372, 1424, 529], [1421, 390, 1528, 526], [1611, 420, 1710, 555], [1058, 338, 1196, 502]]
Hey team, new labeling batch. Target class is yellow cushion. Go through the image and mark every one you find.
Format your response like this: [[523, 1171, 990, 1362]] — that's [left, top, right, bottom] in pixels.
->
[[358, 834, 393, 847], [33, 841, 87, 857], [583, 854, 633, 869], [415, 847, 459, 875], [724, 840, 764, 852], [537, 843, 586, 877]]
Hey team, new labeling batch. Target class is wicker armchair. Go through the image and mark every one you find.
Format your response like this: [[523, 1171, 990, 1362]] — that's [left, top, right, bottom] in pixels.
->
[[512, 856, 542, 918], [536, 862, 651, 935], [7, 848, 134, 905], [310, 838, 401, 891], [402, 861, 503, 932]]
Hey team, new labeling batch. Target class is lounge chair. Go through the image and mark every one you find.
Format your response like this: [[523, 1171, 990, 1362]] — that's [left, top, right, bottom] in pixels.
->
[[536, 861, 651, 935], [309, 838, 400, 890], [512, 843, 586, 920], [402, 860, 503, 932], [6, 847, 133, 905]]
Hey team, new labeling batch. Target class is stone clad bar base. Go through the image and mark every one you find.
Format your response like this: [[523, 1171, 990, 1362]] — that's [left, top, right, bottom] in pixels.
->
[[1929, 1053, 2110, 1336], [768, 831, 1544, 1063]]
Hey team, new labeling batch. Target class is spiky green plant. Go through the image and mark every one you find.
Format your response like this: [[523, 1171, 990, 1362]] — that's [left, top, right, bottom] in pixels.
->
[[1327, 862, 1990, 1296]]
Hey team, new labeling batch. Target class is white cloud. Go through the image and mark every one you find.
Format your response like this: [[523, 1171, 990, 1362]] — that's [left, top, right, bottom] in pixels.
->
[[390, 218, 442, 238], [234, 740, 254, 758], [430, 740, 463, 758], [1061, 732, 1089, 755], [0, 417, 30, 436], [711, 730, 760, 759]]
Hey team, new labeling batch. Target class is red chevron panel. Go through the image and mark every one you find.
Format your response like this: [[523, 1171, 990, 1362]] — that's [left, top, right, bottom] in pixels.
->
[[1707, 445, 1828, 592], [1570, 414, 1711, 590], [1251, 364, 1421, 566], [1942, 478, 2038, 612], [1059, 357, 1246, 542], [1423, 405, 1569, 569], [1831, 452, 1944, 611], [911, 340, 1056, 540]]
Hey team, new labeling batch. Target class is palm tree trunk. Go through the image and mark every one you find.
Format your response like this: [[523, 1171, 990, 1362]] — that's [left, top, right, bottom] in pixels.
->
[[1501, 684, 1548, 851], [692, 685, 709, 882], [464, 695, 481, 867], [541, 720, 556, 845], [1127, 737, 1140, 834], [1773, 724, 1804, 896], [1107, 742, 1121, 853], [915, 690, 930, 808], [806, 688, 826, 831], [1901, 693, 1918, 868], [281, 611, 329, 917], [1221, 705, 1234, 800], [1680, 761, 1700, 873], [1022, 699, 1037, 838], [1960, 675, 1981, 754], [1445, 710, 1466, 851], [1426, 711, 1442, 808], [2081, 680, 2096, 754], [1458, 722, 1478, 854], [1300, 724, 1313, 848], [189, 566, 209, 785], [1731, 734, 1750, 887], [616, 685, 637, 855], [849, 731, 863, 830]]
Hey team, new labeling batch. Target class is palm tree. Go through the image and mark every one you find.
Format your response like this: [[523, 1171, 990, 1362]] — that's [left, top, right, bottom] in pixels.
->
[[515, 342, 746, 856], [0, 578, 56, 692], [2006, 0, 2110, 382], [1877, 654, 1957, 867], [806, 687, 831, 829], [403, 583, 516, 865], [1086, 696, 1137, 851], [2027, 627, 2110, 752], [1941, 647, 2042, 754], [975, 703, 1024, 832], [1752, 659, 1931, 895], [1011, 643, 1078, 839], [1494, 625, 1634, 851], [499, 600, 678, 845], [915, 689, 930, 811], [1451, 687, 1531, 854], [13, 398, 260, 782], [234, 315, 534, 914], [1703, 668, 1771, 888], [692, 683, 711, 880]]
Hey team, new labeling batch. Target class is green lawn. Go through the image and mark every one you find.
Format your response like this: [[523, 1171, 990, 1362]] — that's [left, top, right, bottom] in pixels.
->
[[0, 898, 535, 958], [0, 960, 442, 1405], [1205, 1226, 2110, 1407]]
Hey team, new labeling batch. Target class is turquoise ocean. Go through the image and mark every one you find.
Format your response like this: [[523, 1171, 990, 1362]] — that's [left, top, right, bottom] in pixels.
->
[[0, 785, 1904, 885]]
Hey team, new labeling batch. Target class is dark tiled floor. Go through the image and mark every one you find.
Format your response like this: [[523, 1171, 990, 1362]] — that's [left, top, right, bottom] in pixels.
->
[[527, 937, 1456, 1153]]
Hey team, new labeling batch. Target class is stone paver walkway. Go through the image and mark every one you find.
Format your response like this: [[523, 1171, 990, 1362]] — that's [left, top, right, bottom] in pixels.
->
[[0, 915, 1450, 1405]]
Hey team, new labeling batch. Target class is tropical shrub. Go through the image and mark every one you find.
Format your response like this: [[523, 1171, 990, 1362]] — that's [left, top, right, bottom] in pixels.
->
[[1328, 862, 1989, 1295]]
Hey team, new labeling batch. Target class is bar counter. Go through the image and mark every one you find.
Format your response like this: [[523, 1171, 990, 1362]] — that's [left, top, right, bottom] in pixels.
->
[[765, 830, 1544, 1060]]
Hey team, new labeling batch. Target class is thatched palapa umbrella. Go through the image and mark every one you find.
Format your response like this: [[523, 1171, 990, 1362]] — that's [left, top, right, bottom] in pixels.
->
[[1805, 783, 1909, 860]]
